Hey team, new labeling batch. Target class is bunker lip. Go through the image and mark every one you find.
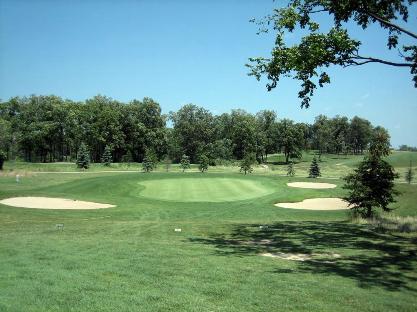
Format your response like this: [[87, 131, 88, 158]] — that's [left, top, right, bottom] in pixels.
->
[[0, 197, 115, 210], [287, 182, 337, 189], [275, 197, 349, 210]]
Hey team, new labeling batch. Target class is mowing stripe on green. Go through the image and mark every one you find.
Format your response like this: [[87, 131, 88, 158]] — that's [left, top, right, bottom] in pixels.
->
[[137, 178, 276, 202]]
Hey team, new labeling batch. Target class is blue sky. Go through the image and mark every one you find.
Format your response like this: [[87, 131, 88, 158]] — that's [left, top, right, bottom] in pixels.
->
[[0, 0, 416, 147]]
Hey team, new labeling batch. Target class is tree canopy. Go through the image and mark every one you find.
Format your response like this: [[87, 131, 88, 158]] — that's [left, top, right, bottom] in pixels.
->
[[0, 95, 388, 165], [247, 0, 417, 107]]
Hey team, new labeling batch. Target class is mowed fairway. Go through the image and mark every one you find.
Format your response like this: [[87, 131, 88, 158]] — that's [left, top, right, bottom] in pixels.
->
[[0, 171, 417, 311], [138, 177, 276, 202]]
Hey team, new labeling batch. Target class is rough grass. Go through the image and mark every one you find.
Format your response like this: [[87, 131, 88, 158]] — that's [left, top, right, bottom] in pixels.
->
[[352, 215, 417, 233], [0, 170, 416, 311]]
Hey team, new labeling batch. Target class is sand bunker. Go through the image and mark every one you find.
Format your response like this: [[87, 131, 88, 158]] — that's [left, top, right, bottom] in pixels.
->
[[0, 197, 115, 210], [275, 198, 350, 210], [287, 182, 337, 189]]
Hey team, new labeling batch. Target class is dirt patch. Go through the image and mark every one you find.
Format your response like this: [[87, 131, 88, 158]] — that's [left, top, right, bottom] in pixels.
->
[[287, 182, 336, 189], [261, 252, 341, 262], [0, 197, 115, 209], [275, 198, 350, 210], [261, 252, 311, 261]]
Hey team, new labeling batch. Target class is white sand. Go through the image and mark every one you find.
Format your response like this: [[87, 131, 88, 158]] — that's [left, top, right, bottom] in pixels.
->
[[0, 197, 115, 209], [287, 182, 337, 189], [275, 197, 350, 210]]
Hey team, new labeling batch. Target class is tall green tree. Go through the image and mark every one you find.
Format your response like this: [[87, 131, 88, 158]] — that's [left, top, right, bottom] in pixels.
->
[[312, 115, 332, 156], [170, 104, 215, 163], [276, 119, 304, 163], [330, 116, 350, 154], [369, 126, 391, 159], [349, 116, 373, 154], [83, 95, 125, 162], [256, 110, 278, 160], [225, 110, 258, 159], [343, 130, 399, 218], [248, 0, 417, 107]]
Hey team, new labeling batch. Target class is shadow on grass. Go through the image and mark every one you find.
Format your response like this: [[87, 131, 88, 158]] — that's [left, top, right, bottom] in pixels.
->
[[189, 221, 417, 291]]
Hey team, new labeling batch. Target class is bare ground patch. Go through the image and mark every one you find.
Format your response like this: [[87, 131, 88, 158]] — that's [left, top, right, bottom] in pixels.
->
[[261, 252, 341, 262]]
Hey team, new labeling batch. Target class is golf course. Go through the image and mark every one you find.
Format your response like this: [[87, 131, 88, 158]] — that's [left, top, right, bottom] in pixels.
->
[[1, 152, 416, 312], [1, 0, 417, 310]]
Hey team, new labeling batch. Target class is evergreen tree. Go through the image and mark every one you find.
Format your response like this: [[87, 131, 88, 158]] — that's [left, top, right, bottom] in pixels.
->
[[180, 154, 191, 172], [240, 153, 255, 175], [343, 132, 399, 218], [0, 149, 6, 170], [101, 145, 113, 166], [142, 149, 157, 172], [308, 157, 320, 178], [198, 155, 209, 173], [76, 143, 90, 169], [405, 161, 414, 184], [287, 161, 295, 177]]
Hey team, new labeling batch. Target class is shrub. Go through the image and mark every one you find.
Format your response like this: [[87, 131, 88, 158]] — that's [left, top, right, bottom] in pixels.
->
[[180, 154, 191, 172], [198, 155, 209, 173], [240, 153, 255, 175]]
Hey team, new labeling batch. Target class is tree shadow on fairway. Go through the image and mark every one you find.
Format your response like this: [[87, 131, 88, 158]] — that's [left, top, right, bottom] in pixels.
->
[[188, 221, 417, 291]]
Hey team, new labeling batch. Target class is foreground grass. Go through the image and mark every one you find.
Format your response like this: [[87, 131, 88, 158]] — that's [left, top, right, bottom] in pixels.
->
[[0, 172, 416, 311]]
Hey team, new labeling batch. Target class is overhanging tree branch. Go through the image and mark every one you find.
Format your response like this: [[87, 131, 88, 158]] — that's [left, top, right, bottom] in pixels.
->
[[365, 11, 417, 40], [351, 55, 413, 67]]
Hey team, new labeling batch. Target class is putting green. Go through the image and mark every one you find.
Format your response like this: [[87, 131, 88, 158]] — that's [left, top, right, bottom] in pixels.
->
[[138, 177, 276, 202]]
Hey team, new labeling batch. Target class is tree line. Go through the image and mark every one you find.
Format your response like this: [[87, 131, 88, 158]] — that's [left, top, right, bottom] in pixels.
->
[[0, 95, 386, 164]]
